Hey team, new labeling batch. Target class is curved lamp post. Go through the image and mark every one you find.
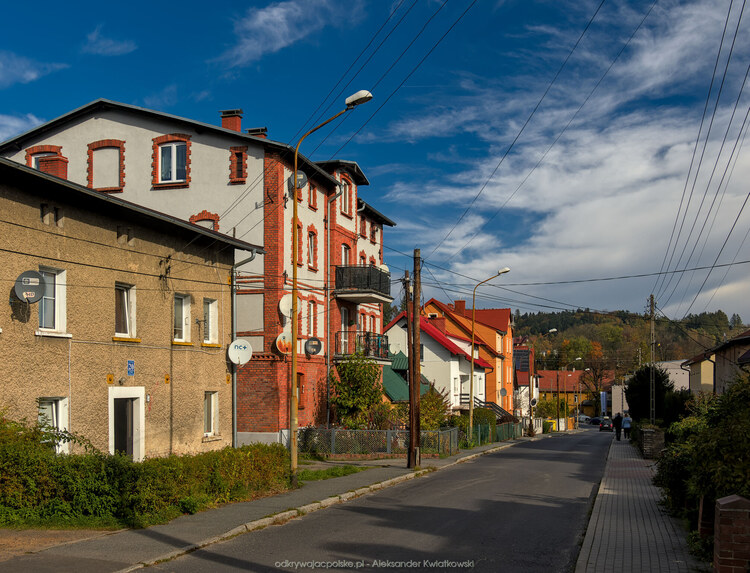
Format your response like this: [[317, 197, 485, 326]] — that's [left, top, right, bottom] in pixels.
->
[[290, 90, 372, 485], [469, 267, 510, 441]]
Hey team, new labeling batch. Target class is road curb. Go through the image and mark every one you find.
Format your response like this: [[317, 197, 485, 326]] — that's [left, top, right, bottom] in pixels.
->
[[118, 439, 530, 570]]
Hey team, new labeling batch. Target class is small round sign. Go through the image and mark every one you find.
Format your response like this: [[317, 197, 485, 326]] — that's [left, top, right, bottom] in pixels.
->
[[304, 337, 322, 356], [14, 270, 46, 303], [228, 339, 253, 365]]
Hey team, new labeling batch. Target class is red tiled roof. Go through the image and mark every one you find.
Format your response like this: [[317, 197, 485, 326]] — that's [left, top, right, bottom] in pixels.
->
[[516, 371, 530, 387], [423, 299, 499, 355], [384, 312, 493, 370], [537, 370, 616, 392]]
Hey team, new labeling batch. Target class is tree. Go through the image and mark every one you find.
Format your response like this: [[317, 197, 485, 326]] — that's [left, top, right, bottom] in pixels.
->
[[329, 352, 384, 428], [624, 365, 673, 422], [730, 313, 743, 330], [579, 342, 609, 416]]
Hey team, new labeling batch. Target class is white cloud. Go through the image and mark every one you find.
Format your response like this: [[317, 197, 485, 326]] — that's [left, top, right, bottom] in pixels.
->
[[0, 113, 43, 141], [0, 51, 67, 89], [143, 85, 179, 109], [218, 0, 365, 67], [81, 25, 137, 56]]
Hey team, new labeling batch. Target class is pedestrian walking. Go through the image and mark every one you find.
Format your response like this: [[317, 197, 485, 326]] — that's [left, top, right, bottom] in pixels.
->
[[622, 413, 632, 440], [613, 413, 623, 441]]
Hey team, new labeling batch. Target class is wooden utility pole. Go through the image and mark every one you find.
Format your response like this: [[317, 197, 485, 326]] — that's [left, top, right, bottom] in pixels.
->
[[650, 294, 656, 424], [409, 249, 421, 468]]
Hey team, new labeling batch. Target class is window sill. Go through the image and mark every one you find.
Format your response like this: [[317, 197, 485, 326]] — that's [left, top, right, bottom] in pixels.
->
[[172, 341, 193, 346], [308, 204, 318, 211], [35, 331, 72, 338], [201, 343, 222, 348], [153, 182, 189, 190], [96, 187, 124, 193], [113, 336, 141, 343], [229, 178, 246, 185], [340, 211, 353, 219], [202, 435, 222, 443], [308, 265, 318, 272]]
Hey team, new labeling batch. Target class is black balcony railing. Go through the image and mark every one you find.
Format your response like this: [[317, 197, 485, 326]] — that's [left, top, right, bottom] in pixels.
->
[[335, 331, 390, 360], [334, 265, 391, 298]]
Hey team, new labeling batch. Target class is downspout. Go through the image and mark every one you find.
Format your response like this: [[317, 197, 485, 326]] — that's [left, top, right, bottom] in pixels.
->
[[231, 249, 258, 448], [326, 182, 344, 428]]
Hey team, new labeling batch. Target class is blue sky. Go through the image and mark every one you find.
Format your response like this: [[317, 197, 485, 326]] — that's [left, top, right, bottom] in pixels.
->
[[2, 0, 750, 326]]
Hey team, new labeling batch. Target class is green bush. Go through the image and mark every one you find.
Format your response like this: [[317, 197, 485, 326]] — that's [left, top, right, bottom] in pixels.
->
[[0, 414, 290, 528]]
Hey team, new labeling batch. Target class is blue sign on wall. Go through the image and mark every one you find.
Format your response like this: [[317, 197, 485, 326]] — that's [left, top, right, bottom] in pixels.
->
[[127, 360, 135, 376]]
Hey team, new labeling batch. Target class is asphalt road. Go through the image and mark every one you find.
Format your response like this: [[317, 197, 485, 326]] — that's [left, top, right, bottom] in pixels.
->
[[152, 429, 612, 573]]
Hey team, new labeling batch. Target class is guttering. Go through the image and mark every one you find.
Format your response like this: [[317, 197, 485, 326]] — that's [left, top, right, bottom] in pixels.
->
[[231, 249, 259, 447], [326, 182, 345, 427]]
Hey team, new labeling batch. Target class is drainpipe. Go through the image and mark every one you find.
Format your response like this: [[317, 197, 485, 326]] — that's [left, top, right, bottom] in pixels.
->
[[231, 249, 258, 448], [326, 183, 344, 427]]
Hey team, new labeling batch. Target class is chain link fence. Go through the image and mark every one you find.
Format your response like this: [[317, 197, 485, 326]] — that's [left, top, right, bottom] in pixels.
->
[[298, 427, 459, 457]]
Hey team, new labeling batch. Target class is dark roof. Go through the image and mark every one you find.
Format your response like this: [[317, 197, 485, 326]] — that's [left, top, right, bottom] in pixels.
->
[[315, 160, 369, 186], [0, 158, 265, 254], [382, 352, 431, 402], [0, 98, 338, 188], [358, 198, 396, 227], [682, 329, 750, 367]]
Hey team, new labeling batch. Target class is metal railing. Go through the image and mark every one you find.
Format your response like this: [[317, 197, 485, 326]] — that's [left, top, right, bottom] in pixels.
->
[[334, 331, 389, 360], [334, 265, 391, 297], [298, 427, 459, 457]]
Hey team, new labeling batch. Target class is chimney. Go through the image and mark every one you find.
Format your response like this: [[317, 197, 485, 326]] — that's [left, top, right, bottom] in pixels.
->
[[246, 127, 268, 139], [220, 109, 243, 132], [37, 155, 68, 180], [431, 316, 447, 333], [455, 300, 466, 314]]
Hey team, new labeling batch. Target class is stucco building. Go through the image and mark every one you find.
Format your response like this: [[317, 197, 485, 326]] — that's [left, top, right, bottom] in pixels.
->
[[0, 158, 262, 459]]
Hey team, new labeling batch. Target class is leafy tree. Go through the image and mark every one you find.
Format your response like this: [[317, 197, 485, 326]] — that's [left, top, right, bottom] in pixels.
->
[[624, 365, 673, 422], [329, 352, 384, 429], [535, 397, 569, 419], [396, 385, 452, 430], [730, 313, 743, 330]]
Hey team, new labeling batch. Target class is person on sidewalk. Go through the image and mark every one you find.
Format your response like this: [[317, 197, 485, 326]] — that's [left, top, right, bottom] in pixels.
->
[[613, 413, 623, 441], [622, 413, 632, 440]]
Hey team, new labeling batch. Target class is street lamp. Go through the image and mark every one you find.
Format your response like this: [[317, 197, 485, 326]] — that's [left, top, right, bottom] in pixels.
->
[[576, 367, 591, 429], [290, 90, 372, 485], [469, 267, 510, 441]]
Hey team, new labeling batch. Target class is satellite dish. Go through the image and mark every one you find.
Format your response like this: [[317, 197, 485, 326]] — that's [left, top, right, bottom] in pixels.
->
[[500, 388, 507, 397], [14, 270, 46, 303], [228, 339, 253, 365], [279, 294, 294, 318], [379, 263, 390, 274], [288, 171, 308, 191], [276, 332, 293, 354], [531, 398, 538, 407]]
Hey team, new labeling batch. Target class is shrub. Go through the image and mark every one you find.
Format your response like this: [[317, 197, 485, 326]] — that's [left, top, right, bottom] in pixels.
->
[[0, 414, 290, 528]]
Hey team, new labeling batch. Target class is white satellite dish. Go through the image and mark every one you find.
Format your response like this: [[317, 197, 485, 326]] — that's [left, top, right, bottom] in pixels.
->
[[228, 339, 253, 366], [279, 294, 294, 318]]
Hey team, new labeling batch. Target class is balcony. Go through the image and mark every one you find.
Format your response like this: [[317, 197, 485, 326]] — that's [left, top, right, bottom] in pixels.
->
[[334, 265, 392, 304], [334, 331, 390, 361]]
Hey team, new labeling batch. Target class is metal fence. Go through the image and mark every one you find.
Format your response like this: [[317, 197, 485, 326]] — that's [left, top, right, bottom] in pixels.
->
[[298, 427, 459, 457]]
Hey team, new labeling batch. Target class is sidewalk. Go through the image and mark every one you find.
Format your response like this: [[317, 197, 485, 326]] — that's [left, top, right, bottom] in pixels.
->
[[575, 437, 708, 572], [0, 434, 707, 572]]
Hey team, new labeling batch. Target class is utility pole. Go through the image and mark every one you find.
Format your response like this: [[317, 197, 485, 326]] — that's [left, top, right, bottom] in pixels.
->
[[408, 250, 422, 468], [650, 294, 656, 425], [556, 370, 560, 430]]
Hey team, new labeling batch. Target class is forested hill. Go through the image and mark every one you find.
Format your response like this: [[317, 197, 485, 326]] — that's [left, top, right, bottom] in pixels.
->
[[513, 308, 744, 370]]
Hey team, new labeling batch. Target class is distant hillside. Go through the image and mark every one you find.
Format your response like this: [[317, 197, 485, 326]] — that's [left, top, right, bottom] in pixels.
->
[[514, 308, 744, 374]]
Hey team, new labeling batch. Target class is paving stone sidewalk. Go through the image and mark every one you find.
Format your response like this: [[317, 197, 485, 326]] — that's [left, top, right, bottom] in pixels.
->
[[575, 438, 708, 572]]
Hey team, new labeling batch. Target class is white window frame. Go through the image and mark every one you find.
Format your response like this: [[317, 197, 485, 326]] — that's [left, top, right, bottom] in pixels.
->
[[341, 179, 351, 215], [115, 283, 136, 338], [37, 267, 67, 335], [204, 391, 219, 436], [341, 244, 350, 266], [174, 294, 191, 342], [159, 141, 187, 183], [38, 397, 69, 454], [203, 298, 218, 344]]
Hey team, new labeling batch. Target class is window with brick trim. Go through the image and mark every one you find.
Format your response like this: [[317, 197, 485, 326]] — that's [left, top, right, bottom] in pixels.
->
[[307, 300, 316, 336], [296, 221, 303, 266], [359, 253, 366, 266], [88, 140, 125, 192], [26, 145, 62, 169], [308, 184, 317, 209], [307, 228, 318, 269], [189, 210, 220, 231], [152, 134, 191, 188], [359, 217, 367, 237], [370, 223, 378, 244], [229, 146, 247, 184], [340, 177, 352, 216], [341, 243, 350, 266]]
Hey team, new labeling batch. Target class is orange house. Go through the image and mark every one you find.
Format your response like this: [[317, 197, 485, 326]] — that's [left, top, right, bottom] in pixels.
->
[[423, 299, 514, 413]]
